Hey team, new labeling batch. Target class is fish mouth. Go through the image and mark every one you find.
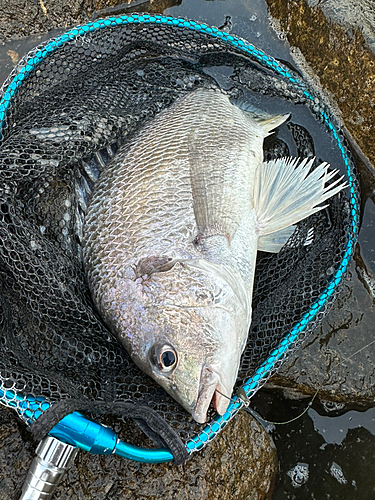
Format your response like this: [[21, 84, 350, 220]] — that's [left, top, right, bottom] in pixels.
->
[[191, 368, 231, 424]]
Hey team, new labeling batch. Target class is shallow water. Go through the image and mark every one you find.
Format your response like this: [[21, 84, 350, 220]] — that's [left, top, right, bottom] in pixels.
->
[[1, 0, 375, 498], [252, 389, 375, 499]]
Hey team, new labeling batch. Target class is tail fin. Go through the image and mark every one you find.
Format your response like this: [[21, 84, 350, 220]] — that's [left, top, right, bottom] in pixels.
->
[[254, 156, 347, 238]]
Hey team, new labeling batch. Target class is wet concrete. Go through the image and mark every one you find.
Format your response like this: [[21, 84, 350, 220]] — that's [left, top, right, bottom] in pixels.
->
[[0, 406, 277, 500]]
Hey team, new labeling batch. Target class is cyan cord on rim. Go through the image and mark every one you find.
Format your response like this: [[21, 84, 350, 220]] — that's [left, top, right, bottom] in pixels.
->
[[0, 14, 359, 463]]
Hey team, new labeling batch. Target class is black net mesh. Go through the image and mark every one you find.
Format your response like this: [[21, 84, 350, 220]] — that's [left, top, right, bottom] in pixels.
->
[[0, 16, 359, 459]]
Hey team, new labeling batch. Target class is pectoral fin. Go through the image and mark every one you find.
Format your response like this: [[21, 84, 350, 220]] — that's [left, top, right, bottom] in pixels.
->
[[188, 130, 247, 242], [254, 156, 346, 240], [258, 225, 296, 253], [134, 256, 175, 278]]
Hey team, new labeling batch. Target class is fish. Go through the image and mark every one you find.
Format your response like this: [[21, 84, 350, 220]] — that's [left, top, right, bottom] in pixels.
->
[[82, 88, 345, 424]]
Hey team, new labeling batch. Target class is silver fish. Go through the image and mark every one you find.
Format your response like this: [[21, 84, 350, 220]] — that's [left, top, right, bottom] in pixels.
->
[[82, 88, 345, 423]]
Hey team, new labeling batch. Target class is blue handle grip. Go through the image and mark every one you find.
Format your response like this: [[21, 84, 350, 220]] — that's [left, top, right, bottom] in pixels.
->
[[49, 412, 174, 463]]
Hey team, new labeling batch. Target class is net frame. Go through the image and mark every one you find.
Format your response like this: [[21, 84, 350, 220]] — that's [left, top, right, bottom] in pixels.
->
[[0, 13, 359, 461]]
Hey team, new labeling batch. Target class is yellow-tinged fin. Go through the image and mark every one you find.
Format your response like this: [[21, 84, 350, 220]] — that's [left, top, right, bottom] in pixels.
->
[[254, 156, 347, 249], [231, 96, 290, 133], [256, 114, 290, 133]]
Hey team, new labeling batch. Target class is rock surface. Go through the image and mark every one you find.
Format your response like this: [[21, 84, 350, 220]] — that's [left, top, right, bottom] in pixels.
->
[[266, 0, 375, 184], [269, 192, 375, 405], [269, 257, 375, 406], [307, 0, 375, 54], [0, 406, 277, 500], [0, 0, 180, 45], [265, 0, 375, 407]]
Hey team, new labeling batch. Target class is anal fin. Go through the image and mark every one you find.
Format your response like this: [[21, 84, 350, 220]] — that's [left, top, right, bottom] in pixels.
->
[[231, 97, 290, 133]]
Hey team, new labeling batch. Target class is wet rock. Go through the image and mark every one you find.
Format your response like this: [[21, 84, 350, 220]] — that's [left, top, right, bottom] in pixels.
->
[[264, 0, 375, 409], [0, 0, 181, 45], [0, 406, 277, 500], [266, 0, 375, 171], [0, 0, 89, 45], [92, 0, 183, 19], [269, 253, 375, 406], [0, 406, 36, 498], [306, 0, 375, 54]]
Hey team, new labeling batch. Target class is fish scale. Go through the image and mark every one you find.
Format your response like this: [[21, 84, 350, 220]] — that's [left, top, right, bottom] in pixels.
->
[[82, 87, 345, 424]]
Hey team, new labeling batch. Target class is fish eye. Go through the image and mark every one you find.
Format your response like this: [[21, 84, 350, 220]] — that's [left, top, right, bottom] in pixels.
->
[[150, 343, 178, 373], [161, 350, 176, 367]]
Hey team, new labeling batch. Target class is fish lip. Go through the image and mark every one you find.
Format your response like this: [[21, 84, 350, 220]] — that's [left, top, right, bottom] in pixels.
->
[[191, 367, 222, 424]]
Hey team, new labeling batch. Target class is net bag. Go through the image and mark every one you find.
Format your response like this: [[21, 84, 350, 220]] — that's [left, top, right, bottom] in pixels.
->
[[0, 14, 359, 464]]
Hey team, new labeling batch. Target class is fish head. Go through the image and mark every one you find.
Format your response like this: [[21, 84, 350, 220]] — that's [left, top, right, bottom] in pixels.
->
[[109, 259, 250, 424]]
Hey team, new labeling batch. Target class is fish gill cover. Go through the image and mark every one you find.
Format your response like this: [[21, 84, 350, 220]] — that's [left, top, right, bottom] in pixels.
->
[[0, 14, 359, 462]]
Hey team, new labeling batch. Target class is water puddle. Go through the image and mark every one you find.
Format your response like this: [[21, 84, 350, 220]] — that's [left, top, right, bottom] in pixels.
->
[[252, 389, 375, 498], [309, 406, 375, 445]]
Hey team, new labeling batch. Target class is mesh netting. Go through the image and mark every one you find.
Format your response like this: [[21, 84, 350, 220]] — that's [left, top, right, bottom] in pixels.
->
[[0, 14, 359, 460]]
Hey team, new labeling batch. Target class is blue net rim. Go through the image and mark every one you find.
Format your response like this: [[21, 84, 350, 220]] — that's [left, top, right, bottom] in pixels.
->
[[0, 13, 359, 462]]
